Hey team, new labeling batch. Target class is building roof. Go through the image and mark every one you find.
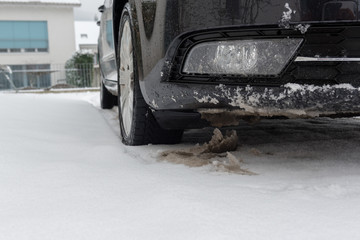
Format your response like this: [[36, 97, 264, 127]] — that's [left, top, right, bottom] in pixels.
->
[[75, 21, 99, 51], [0, 0, 81, 6]]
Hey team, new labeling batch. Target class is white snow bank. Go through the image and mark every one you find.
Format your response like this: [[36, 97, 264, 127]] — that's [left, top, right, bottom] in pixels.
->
[[1, 92, 360, 240]]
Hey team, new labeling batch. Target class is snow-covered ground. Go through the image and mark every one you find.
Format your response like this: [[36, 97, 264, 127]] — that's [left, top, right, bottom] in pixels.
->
[[1, 91, 360, 240]]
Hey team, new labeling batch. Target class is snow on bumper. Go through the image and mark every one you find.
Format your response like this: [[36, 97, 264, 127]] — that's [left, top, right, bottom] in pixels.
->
[[205, 83, 360, 118], [145, 79, 360, 118]]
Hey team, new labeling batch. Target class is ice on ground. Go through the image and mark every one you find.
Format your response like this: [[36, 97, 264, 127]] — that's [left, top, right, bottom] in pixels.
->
[[159, 129, 255, 175]]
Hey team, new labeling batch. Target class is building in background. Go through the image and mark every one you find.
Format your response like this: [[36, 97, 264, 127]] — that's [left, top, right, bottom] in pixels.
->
[[73, 21, 101, 87], [0, 0, 81, 89], [75, 21, 99, 54]]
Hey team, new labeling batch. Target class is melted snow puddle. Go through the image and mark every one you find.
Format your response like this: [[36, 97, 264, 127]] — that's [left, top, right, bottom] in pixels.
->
[[158, 128, 256, 175]]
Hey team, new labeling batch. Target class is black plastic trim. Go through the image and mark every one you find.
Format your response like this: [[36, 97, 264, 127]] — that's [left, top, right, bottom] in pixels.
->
[[163, 23, 360, 87]]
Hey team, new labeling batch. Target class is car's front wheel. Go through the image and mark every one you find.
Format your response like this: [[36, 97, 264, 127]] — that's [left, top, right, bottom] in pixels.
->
[[118, 5, 183, 146]]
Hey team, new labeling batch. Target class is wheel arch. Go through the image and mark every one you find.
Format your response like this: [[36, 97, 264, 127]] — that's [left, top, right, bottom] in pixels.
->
[[113, 1, 144, 81], [112, 0, 127, 53]]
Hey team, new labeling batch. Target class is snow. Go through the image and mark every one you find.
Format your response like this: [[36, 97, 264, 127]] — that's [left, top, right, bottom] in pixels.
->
[[1, 91, 360, 239], [195, 95, 219, 104], [279, 3, 295, 29], [295, 24, 311, 34], [282, 3, 293, 22], [211, 83, 360, 119]]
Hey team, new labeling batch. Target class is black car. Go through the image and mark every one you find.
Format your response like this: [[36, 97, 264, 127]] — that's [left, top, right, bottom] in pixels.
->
[[98, 0, 360, 145]]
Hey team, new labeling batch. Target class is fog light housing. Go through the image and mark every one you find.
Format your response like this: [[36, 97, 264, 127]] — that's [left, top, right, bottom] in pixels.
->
[[182, 38, 303, 76]]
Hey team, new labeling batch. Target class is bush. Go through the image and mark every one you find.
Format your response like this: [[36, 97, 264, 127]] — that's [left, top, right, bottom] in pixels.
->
[[65, 52, 94, 87]]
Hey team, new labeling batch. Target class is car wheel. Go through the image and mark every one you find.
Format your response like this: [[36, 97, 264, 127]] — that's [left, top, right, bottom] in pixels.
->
[[100, 79, 115, 109], [118, 5, 183, 146]]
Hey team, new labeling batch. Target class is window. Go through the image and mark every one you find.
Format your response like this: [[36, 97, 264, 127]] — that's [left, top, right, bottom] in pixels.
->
[[10, 64, 51, 88], [10, 48, 21, 53], [0, 21, 49, 53], [37, 48, 48, 52], [106, 20, 114, 49], [25, 48, 36, 52]]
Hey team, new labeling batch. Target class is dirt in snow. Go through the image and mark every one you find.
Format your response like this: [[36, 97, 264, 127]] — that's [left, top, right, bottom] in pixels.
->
[[159, 128, 256, 175]]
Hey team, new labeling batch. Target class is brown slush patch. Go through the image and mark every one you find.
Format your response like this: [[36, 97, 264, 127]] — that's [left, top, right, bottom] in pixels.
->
[[159, 129, 256, 175]]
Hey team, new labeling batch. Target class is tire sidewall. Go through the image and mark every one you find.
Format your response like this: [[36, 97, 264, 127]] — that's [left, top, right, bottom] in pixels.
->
[[118, 6, 139, 143]]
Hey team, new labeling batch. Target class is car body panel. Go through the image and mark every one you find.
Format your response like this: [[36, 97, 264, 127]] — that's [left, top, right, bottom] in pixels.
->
[[98, 0, 360, 128], [98, 0, 117, 85]]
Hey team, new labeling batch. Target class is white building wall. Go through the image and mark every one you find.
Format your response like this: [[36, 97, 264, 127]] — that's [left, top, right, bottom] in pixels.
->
[[0, 4, 77, 66]]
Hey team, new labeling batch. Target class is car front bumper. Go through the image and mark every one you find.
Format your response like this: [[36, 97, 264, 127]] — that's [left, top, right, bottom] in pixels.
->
[[149, 63, 360, 113], [140, 23, 360, 129], [143, 58, 360, 129]]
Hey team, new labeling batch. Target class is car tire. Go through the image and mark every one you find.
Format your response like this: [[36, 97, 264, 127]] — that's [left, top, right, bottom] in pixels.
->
[[118, 5, 183, 146], [100, 79, 116, 109]]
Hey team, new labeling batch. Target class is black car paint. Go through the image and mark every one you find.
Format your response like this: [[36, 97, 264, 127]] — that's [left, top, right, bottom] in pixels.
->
[[99, 0, 360, 129]]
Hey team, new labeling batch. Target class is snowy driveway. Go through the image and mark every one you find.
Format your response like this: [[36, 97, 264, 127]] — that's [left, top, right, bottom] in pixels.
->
[[1, 92, 360, 240]]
